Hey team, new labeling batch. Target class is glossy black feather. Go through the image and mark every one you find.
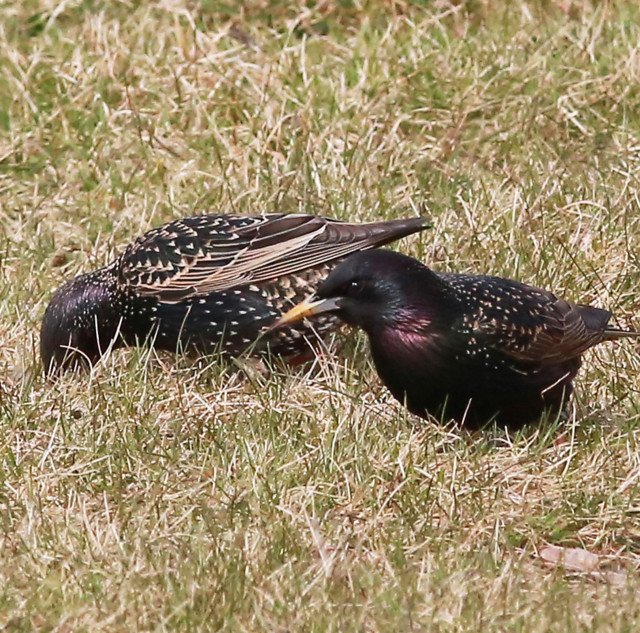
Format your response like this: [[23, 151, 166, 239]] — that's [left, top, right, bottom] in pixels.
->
[[41, 213, 430, 373], [302, 250, 639, 429]]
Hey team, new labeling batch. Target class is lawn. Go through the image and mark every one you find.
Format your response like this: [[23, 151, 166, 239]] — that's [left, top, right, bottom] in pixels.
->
[[1, 1, 640, 631]]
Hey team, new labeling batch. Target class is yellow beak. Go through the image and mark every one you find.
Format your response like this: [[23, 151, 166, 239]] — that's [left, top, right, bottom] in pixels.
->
[[273, 296, 342, 328]]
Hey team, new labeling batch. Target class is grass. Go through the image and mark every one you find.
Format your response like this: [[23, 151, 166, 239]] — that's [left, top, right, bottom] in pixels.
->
[[1, 0, 640, 630]]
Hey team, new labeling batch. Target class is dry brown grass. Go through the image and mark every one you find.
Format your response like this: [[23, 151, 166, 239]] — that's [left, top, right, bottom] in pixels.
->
[[1, 1, 640, 631]]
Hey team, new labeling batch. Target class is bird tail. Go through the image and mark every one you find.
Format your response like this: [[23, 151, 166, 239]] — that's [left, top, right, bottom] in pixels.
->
[[603, 327, 640, 341]]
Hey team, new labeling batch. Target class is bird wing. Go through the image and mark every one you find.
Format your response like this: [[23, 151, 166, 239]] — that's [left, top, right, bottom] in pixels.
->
[[118, 213, 428, 303], [461, 276, 611, 363]]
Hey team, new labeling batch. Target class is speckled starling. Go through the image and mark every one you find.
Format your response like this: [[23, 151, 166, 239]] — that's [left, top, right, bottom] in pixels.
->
[[41, 213, 430, 374], [276, 250, 639, 429]]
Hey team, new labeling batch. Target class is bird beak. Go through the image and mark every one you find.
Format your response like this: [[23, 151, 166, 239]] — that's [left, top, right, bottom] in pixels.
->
[[274, 296, 343, 327]]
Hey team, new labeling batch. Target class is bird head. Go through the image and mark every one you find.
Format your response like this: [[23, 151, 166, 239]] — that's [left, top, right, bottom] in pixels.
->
[[275, 250, 443, 332], [40, 268, 121, 375]]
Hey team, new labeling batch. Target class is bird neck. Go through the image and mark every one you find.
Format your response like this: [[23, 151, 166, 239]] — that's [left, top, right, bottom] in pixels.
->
[[74, 265, 124, 351], [388, 268, 458, 334]]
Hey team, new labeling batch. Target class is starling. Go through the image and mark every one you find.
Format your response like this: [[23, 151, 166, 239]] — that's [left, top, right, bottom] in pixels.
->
[[41, 213, 430, 374], [276, 250, 639, 429]]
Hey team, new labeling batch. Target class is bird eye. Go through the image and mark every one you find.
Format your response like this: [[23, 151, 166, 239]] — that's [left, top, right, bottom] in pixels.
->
[[349, 280, 361, 293]]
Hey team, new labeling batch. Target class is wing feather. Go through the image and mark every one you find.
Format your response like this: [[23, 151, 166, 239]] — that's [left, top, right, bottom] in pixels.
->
[[451, 274, 612, 363], [119, 213, 429, 303]]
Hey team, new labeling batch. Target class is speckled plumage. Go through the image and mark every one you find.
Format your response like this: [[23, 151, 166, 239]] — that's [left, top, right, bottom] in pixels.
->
[[41, 213, 430, 373], [278, 250, 639, 429]]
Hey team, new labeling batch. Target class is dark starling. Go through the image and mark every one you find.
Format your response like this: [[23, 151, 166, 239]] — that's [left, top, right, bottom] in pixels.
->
[[41, 213, 430, 374], [276, 250, 639, 429]]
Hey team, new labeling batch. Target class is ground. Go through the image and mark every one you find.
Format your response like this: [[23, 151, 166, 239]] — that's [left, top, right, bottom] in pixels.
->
[[1, 1, 640, 631]]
